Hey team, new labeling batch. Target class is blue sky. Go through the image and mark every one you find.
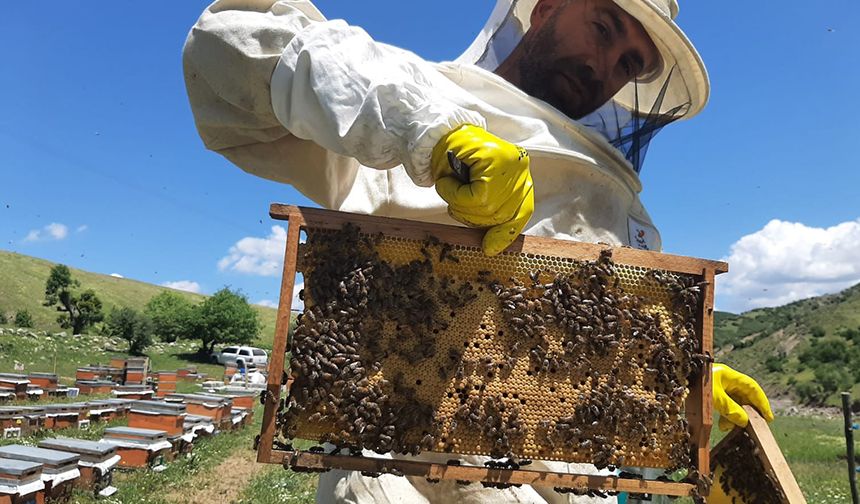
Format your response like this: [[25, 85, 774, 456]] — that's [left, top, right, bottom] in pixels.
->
[[1, 1, 859, 314]]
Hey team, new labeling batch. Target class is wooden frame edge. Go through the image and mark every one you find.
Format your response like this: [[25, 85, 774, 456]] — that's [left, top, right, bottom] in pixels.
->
[[264, 449, 694, 497], [269, 204, 728, 276]]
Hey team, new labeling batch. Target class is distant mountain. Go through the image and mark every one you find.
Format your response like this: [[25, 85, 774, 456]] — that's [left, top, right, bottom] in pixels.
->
[[714, 283, 860, 403], [0, 249, 278, 348]]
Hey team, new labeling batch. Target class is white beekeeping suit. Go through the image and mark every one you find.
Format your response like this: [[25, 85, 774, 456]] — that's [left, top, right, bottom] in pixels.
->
[[183, 1, 709, 502]]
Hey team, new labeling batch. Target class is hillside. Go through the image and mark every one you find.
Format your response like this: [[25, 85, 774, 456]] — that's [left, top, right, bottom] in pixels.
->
[[714, 282, 860, 404], [0, 249, 279, 349]]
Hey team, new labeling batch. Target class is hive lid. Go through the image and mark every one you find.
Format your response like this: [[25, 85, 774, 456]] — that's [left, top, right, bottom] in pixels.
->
[[44, 403, 88, 412], [27, 372, 58, 379], [104, 426, 167, 440], [0, 376, 29, 385], [38, 438, 117, 458], [130, 400, 186, 414], [167, 393, 230, 406], [183, 414, 214, 425], [0, 445, 80, 467], [75, 380, 115, 386], [18, 406, 46, 415], [100, 399, 134, 408], [220, 388, 259, 396], [0, 457, 41, 476], [114, 385, 150, 391], [0, 406, 29, 416], [0, 373, 28, 381]]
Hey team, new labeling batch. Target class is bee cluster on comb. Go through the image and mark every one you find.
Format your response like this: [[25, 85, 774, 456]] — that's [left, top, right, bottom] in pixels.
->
[[276, 223, 707, 473]]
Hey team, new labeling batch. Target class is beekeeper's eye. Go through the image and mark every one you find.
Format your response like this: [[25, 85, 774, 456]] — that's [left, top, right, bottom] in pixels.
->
[[593, 22, 611, 43]]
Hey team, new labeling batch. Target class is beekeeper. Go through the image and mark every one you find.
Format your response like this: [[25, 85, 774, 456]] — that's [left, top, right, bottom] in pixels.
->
[[183, 0, 773, 502]]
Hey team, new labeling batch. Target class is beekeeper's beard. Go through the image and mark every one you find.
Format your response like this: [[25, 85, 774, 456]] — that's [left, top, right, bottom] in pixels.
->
[[517, 14, 606, 120]]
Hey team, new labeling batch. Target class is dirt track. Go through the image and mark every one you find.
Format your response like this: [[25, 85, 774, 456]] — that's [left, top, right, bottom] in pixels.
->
[[165, 447, 267, 504]]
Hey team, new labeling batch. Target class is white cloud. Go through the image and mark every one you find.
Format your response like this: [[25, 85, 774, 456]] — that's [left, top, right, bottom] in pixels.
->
[[76, 225, 88, 233], [109, 273, 124, 278], [256, 281, 304, 312], [22, 222, 68, 242], [291, 281, 305, 312], [717, 218, 860, 313], [161, 280, 202, 294], [218, 226, 287, 277]]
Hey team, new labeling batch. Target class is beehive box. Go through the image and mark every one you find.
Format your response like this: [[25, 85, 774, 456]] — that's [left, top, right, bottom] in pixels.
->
[[257, 205, 725, 497], [0, 457, 45, 504], [27, 373, 58, 392], [101, 427, 171, 468], [111, 385, 153, 400], [75, 380, 114, 395], [0, 445, 79, 503], [165, 394, 232, 425], [38, 438, 120, 496], [43, 403, 88, 430], [127, 401, 187, 436], [0, 376, 29, 400]]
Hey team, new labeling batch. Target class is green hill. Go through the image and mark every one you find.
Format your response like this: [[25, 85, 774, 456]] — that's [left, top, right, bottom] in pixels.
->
[[714, 283, 860, 405], [0, 249, 279, 349]]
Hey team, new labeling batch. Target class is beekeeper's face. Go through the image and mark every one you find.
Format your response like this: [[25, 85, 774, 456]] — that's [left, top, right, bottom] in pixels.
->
[[519, 0, 661, 119]]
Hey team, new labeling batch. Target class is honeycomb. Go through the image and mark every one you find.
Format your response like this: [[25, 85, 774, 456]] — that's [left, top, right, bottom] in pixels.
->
[[278, 224, 705, 470], [711, 430, 786, 504]]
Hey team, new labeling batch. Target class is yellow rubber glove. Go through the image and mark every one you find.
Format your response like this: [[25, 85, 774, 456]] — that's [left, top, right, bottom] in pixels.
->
[[713, 363, 774, 431], [431, 125, 534, 257]]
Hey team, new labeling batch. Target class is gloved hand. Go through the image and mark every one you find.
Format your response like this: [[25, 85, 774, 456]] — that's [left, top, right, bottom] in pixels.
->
[[431, 125, 534, 257], [713, 363, 774, 431]]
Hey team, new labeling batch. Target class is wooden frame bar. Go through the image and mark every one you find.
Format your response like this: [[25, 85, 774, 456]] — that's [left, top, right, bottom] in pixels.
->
[[273, 449, 694, 496], [257, 204, 728, 496]]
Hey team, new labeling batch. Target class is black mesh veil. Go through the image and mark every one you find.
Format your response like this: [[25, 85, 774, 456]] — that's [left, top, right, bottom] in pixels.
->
[[580, 66, 691, 174]]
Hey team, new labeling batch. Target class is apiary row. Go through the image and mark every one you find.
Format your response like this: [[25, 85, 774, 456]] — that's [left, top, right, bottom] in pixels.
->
[[0, 365, 209, 406], [0, 389, 259, 503]]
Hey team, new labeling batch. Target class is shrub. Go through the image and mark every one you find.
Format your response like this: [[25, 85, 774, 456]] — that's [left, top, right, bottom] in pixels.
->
[[14, 310, 34, 328], [795, 381, 823, 404], [765, 355, 785, 373], [810, 326, 826, 338]]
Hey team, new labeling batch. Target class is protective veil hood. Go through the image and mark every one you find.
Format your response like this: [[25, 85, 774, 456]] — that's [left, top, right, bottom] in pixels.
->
[[455, 0, 710, 173]]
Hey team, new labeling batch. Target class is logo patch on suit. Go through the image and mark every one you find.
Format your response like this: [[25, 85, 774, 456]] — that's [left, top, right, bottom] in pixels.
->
[[628, 216, 659, 251]]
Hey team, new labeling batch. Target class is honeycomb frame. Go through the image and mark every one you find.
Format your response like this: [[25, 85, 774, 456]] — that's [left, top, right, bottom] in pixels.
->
[[257, 204, 727, 497]]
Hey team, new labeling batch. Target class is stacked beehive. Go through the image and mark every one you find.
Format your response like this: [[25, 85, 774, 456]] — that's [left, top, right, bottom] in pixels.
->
[[155, 372, 177, 398]]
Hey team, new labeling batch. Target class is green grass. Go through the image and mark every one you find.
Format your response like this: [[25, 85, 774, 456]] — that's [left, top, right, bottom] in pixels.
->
[[67, 404, 265, 504], [238, 465, 318, 504], [238, 439, 318, 504], [0, 329, 228, 384], [0, 249, 278, 349]]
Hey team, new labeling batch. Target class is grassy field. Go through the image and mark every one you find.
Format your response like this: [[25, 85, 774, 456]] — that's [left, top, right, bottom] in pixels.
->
[[0, 249, 279, 349], [0, 328, 226, 383]]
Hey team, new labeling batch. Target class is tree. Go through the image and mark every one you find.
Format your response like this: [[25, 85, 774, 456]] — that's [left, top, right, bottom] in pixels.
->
[[0, 308, 7, 324], [814, 364, 852, 398], [14, 310, 33, 328], [145, 291, 194, 343], [106, 307, 152, 355], [190, 287, 260, 353], [43, 265, 104, 334], [810, 326, 826, 338]]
